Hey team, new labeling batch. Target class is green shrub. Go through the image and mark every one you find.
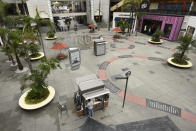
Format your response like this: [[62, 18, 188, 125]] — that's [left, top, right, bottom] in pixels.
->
[[172, 52, 188, 65], [151, 30, 164, 42], [47, 30, 55, 38], [117, 19, 128, 33], [25, 88, 49, 104], [28, 43, 40, 58]]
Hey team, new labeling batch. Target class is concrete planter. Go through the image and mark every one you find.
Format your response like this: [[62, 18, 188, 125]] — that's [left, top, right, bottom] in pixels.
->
[[45, 36, 57, 40], [148, 39, 163, 44], [30, 52, 44, 61], [19, 86, 55, 110], [167, 57, 192, 68]]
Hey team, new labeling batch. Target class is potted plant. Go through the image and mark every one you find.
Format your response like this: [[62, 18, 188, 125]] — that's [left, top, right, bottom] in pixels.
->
[[167, 35, 196, 68], [148, 29, 164, 44], [117, 19, 128, 35], [46, 30, 56, 40], [28, 43, 43, 60], [19, 58, 61, 110]]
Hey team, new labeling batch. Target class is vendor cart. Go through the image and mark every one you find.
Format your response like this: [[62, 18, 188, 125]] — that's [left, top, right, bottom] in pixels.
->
[[74, 74, 110, 116]]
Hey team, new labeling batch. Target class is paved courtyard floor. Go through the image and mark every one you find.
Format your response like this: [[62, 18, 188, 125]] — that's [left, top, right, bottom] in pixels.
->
[[0, 26, 196, 131]]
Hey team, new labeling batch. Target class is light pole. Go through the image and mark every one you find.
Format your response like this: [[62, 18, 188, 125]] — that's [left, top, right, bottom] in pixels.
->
[[115, 71, 131, 108], [98, 0, 101, 31]]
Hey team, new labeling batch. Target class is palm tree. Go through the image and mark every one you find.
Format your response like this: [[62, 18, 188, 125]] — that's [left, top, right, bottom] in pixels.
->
[[122, 0, 142, 35], [21, 58, 61, 104], [172, 36, 196, 65], [34, 9, 56, 57], [0, 28, 16, 65], [8, 30, 24, 70], [0, 0, 8, 26]]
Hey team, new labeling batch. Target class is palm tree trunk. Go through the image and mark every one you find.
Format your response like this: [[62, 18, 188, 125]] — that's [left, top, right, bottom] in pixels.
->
[[21, 0, 27, 16], [24, 43, 33, 73], [14, 50, 23, 70], [180, 51, 185, 60], [38, 28, 46, 58], [10, 55, 16, 65]]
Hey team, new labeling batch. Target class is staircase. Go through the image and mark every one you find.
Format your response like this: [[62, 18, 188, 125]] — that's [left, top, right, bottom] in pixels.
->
[[110, 0, 124, 11]]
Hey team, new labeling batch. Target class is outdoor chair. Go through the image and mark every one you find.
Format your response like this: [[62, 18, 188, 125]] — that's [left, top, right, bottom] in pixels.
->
[[57, 95, 68, 115]]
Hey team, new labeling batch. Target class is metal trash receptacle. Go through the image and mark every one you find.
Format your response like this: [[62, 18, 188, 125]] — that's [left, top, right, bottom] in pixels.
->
[[94, 39, 106, 56]]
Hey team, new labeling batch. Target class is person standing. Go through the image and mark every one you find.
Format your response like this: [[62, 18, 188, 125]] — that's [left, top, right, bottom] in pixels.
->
[[67, 21, 71, 31], [87, 99, 93, 118]]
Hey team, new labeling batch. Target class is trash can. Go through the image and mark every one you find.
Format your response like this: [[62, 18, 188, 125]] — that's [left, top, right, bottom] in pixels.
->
[[94, 39, 106, 56]]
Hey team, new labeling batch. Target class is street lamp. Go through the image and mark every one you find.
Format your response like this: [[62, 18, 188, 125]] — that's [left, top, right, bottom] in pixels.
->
[[115, 71, 131, 108]]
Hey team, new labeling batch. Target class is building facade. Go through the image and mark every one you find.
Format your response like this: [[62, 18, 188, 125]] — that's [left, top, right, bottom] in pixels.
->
[[140, 0, 196, 41]]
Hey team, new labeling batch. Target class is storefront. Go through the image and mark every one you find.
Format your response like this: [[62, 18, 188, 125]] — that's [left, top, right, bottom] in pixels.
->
[[112, 12, 136, 30], [140, 14, 184, 41]]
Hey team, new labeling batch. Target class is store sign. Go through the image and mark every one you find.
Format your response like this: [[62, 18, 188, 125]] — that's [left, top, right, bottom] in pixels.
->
[[68, 48, 81, 70], [158, 2, 191, 12], [140, 1, 149, 10]]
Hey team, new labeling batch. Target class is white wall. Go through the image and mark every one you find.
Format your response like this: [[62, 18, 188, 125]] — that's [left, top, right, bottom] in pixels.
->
[[26, 0, 53, 21], [93, 0, 109, 27]]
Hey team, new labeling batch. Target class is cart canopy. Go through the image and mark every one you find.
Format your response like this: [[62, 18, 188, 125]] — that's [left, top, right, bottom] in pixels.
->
[[82, 88, 110, 100]]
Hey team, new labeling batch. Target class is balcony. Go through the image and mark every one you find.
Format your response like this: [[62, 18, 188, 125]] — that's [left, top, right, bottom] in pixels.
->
[[145, 9, 196, 16]]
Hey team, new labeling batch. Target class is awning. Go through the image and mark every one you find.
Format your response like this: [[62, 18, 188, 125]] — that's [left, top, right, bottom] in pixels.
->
[[76, 74, 98, 86], [78, 79, 104, 92], [82, 88, 110, 100]]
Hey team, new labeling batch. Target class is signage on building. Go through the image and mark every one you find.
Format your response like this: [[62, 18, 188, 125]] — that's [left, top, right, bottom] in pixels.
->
[[140, 1, 150, 10], [158, 2, 191, 12]]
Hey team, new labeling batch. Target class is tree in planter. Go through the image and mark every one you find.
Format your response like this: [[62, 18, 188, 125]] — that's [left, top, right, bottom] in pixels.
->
[[8, 30, 24, 71], [122, 0, 142, 35], [34, 9, 56, 56], [151, 30, 164, 42], [117, 19, 128, 34], [0, 28, 16, 65], [28, 43, 40, 58], [47, 30, 55, 38], [21, 58, 61, 104], [172, 36, 196, 65]]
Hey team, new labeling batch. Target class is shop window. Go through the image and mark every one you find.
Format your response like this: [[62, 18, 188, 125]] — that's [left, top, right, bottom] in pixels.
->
[[164, 24, 172, 38], [186, 26, 195, 37]]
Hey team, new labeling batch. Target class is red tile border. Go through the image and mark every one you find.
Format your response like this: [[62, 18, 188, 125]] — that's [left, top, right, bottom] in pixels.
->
[[117, 48, 130, 50], [132, 55, 148, 59], [98, 69, 107, 80], [106, 57, 119, 63], [181, 109, 196, 124], [169, 49, 176, 53], [118, 90, 146, 107]]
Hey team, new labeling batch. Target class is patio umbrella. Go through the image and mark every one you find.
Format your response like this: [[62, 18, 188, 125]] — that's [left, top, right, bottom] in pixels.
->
[[112, 27, 121, 32], [51, 43, 68, 60], [88, 24, 96, 32], [88, 24, 96, 27], [112, 27, 121, 36]]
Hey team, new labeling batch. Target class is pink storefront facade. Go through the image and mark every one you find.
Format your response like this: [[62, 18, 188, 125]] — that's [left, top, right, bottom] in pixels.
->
[[140, 14, 184, 41]]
